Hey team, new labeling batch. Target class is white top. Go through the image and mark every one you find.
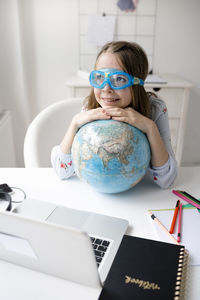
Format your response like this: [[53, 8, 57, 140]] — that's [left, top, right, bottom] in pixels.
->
[[51, 97, 178, 189]]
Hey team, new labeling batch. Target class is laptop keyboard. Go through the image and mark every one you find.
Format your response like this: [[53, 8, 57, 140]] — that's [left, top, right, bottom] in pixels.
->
[[90, 236, 110, 268]]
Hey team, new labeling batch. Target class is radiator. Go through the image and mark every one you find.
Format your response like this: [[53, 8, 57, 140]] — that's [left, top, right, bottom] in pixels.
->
[[0, 110, 16, 167]]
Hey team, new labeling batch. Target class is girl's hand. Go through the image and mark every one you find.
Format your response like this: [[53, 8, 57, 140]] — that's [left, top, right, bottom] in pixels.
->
[[72, 107, 111, 131], [103, 107, 153, 134], [60, 108, 110, 154], [103, 106, 169, 167]]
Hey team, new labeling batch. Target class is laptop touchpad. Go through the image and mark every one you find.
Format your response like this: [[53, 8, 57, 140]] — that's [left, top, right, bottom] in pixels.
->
[[46, 207, 90, 229]]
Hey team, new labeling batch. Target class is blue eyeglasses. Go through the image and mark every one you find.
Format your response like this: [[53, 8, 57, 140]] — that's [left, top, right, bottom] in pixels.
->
[[89, 69, 144, 90]]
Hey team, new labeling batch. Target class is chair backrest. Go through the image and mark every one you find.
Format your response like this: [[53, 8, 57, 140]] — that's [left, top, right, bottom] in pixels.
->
[[24, 98, 84, 167]]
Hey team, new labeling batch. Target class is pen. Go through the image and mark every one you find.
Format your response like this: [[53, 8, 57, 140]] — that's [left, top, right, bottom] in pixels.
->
[[169, 200, 180, 234], [148, 211, 179, 245], [177, 203, 182, 243], [172, 190, 200, 209], [179, 191, 200, 204], [180, 191, 200, 214]]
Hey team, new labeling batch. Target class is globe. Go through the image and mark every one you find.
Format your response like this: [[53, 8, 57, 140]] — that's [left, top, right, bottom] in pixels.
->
[[72, 120, 151, 193]]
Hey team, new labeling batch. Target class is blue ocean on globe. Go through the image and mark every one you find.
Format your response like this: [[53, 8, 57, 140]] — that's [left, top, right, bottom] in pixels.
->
[[72, 120, 151, 193]]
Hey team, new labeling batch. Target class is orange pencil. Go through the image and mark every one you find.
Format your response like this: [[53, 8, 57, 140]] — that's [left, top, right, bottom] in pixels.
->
[[169, 200, 180, 234]]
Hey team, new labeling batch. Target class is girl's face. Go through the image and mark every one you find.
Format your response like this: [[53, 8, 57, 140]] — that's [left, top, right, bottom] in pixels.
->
[[94, 52, 132, 108]]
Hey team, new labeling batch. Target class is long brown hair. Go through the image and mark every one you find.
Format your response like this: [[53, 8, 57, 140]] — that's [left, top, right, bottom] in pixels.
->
[[86, 41, 151, 118]]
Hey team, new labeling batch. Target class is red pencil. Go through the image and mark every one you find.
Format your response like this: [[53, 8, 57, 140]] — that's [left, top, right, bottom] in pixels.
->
[[169, 200, 180, 234], [177, 203, 182, 243]]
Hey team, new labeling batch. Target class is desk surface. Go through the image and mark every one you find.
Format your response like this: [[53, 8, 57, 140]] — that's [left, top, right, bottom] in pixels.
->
[[0, 167, 199, 300]]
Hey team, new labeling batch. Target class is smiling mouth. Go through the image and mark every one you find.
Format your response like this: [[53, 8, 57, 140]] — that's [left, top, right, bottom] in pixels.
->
[[102, 98, 119, 102]]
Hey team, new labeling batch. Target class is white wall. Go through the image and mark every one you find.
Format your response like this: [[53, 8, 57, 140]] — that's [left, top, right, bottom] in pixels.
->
[[19, 0, 79, 118], [154, 0, 200, 165], [0, 0, 199, 166], [0, 0, 29, 166]]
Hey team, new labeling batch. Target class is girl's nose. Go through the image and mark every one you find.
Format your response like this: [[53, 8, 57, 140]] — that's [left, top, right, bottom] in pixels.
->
[[102, 83, 113, 92]]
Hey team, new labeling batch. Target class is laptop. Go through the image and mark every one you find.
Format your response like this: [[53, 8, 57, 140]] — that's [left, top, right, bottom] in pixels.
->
[[0, 198, 128, 287]]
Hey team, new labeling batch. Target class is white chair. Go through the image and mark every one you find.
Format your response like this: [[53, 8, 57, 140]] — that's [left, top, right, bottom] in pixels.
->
[[24, 98, 83, 167]]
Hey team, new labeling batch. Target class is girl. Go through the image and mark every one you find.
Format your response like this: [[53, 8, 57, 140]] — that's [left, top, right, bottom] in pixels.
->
[[51, 41, 177, 188]]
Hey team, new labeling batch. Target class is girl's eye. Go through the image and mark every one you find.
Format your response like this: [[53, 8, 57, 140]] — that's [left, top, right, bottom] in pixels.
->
[[116, 76, 126, 82], [110, 74, 129, 87], [95, 74, 104, 81]]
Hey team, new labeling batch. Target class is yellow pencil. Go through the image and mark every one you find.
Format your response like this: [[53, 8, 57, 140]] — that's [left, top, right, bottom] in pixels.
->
[[149, 211, 179, 245]]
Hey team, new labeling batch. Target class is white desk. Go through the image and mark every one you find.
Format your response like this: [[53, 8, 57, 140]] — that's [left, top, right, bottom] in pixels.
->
[[0, 167, 199, 299]]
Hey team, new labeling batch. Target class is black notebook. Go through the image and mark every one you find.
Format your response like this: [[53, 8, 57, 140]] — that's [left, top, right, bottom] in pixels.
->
[[99, 235, 188, 300]]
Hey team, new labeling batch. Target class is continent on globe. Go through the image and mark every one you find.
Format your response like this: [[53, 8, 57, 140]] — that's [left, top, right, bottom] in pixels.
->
[[72, 120, 151, 193]]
